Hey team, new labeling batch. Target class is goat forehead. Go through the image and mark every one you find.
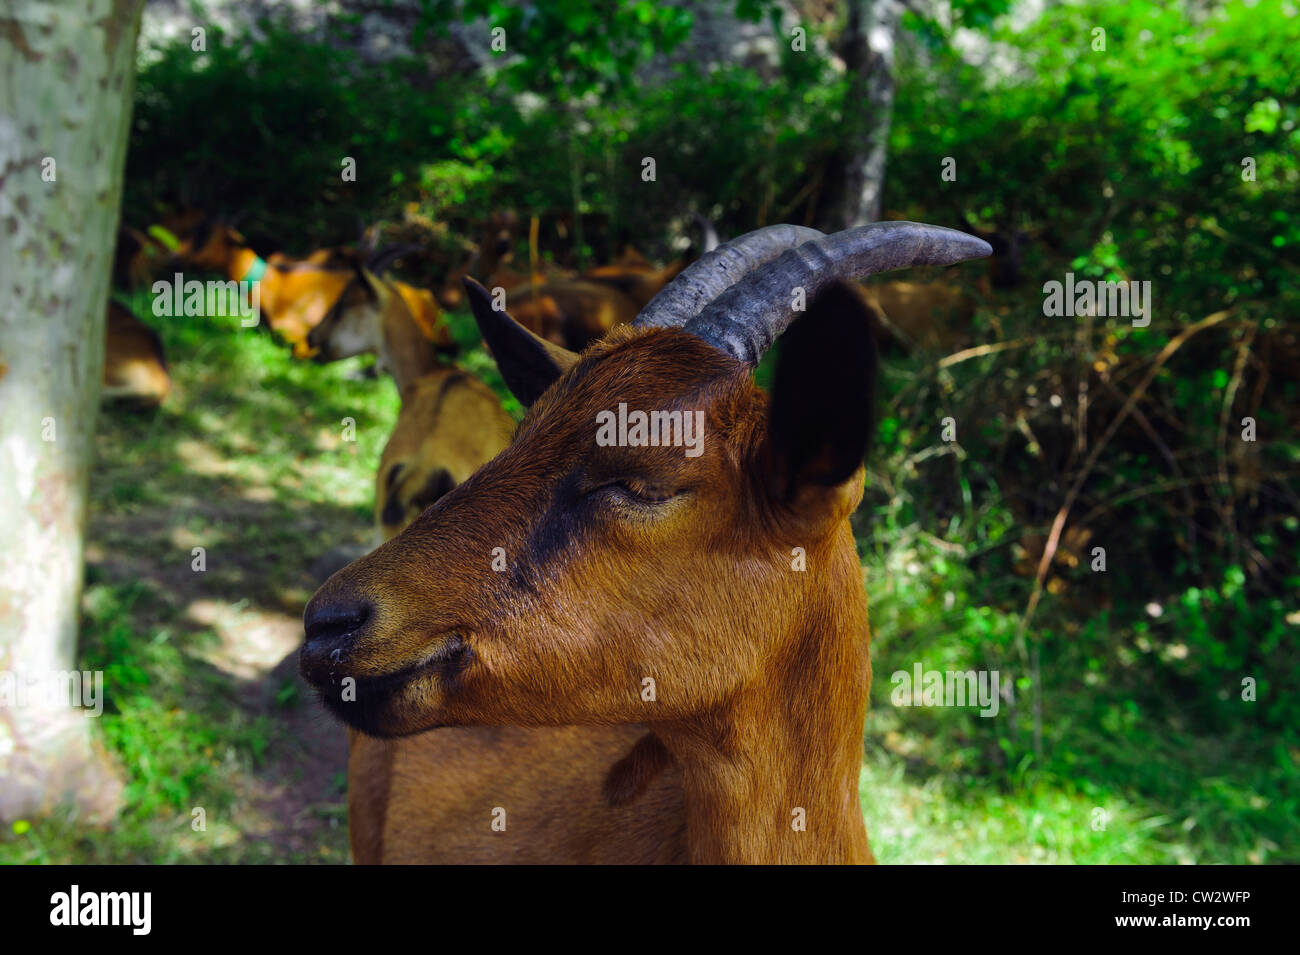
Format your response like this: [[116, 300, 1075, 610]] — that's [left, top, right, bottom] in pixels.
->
[[524, 330, 742, 436]]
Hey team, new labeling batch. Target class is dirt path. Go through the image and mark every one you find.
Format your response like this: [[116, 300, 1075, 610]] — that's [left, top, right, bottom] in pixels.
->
[[86, 437, 373, 862]]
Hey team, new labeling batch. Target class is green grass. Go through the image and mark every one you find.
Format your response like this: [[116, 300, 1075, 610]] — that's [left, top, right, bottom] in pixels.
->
[[858, 525, 1298, 864]]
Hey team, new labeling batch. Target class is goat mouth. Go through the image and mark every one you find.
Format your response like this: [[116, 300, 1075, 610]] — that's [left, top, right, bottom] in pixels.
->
[[316, 631, 474, 724], [396, 633, 474, 684]]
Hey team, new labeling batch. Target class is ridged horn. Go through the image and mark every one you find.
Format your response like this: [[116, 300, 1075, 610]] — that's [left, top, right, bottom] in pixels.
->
[[633, 224, 824, 329], [682, 222, 993, 365]]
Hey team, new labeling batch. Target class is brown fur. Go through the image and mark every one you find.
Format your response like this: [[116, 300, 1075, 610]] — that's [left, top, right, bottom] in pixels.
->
[[391, 282, 454, 352], [347, 724, 686, 863], [258, 261, 358, 350], [304, 265, 457, 369], [103, 302, 170, 407], [603, 731, 677, 807], [436, 212, 571, 311], [303, 265, 505, 535], [305, 268, 436, 390], [304, 285, 881, 864]]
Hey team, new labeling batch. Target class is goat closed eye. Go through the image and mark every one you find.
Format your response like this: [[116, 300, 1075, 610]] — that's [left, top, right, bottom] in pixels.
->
[[590, 478, 680, 508]]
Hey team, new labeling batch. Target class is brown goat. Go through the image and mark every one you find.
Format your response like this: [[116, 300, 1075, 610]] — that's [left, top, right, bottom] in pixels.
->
[[858, 279, 975, 352], [306, 265, 448, 391], [375, 369, 515, 540], [355, 365, 687, 863], [868, 219, 1029, 356], [304, 263, 508, 534], [103, 302, 170, 408], [390, 282, 455, 352], [454, 211, 721, 350], [315, 270, 689, 861], [492, 278, 641, 352], [300, 253, 456, 364], [581, 257, 689, 312], [170, 220, 364, 348], [302, 222, 991, 863], [321, 241, 458, 355], [859, 217, 1027, 353], [581, 214, 718, 310], [455, 215, 714, 350], [361, 372, 684, 863], [438, 211, 573, 309]]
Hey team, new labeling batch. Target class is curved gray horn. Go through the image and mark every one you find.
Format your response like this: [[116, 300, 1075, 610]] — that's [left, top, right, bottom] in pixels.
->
[[634, 224, 824, 329], [683, 222, 993, 365]]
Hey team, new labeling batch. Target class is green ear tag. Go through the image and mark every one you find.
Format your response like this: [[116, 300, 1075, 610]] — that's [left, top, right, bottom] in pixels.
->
[[240, 255, 268, 283]]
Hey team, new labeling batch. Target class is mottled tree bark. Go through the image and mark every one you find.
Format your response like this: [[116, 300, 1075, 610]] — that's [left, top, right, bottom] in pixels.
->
[[0, 0, 143, 822], [817, 0, 900, 231]]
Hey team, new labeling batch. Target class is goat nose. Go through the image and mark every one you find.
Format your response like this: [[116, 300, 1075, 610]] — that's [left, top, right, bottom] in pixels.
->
[[305, 600, 369, 644], [301, 597, 371, 681]]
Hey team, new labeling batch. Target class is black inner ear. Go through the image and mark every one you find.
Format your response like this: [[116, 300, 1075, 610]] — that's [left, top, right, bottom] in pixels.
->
[[380, 463, 407, 527], [353, 263, 381, 302], [411, 468, 456, 511], [462, 277, 576, 407], [380, 495, 406, 528], [768, 280, 878, 497], [384, 463, 404, 493]]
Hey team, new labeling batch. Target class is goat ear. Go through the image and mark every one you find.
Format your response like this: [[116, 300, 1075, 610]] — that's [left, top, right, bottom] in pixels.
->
[[767, 280, 877, 502], [462, 277, 577, 406], [325, 265, 383, 321]]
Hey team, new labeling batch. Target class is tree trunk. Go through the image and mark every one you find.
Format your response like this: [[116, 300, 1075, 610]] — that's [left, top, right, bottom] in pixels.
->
[[817, 0, 900, 230], [0, 0, 143, 823]]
